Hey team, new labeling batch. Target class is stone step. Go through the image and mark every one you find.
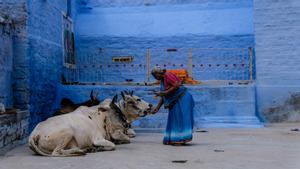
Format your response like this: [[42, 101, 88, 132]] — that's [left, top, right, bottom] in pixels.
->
[[194, 101, 256, 115], [195, 116, 263, 128], [197, 123, 263, 128]]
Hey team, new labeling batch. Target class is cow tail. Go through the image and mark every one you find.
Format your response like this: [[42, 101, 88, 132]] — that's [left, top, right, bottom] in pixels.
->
[[29, 135, 52, 157]]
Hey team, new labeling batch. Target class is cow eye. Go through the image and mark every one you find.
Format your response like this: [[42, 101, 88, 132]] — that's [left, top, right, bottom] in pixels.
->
[[136, 99, 141, 102], [128, 101, 135, 104]]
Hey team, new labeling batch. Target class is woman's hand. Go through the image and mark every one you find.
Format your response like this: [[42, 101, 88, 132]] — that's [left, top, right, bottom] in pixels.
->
[[154, 91, 166, 97], [151, 108, 160, 114]]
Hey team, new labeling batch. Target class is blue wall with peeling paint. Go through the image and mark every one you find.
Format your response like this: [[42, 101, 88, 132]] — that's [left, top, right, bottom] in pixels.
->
[[26, 0, 68, 128], [253, 0, 300, 122], [0, 24, 13, 107]]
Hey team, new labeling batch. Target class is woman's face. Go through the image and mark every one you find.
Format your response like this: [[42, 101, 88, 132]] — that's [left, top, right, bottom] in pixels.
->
[[152, 73, 164, 80]]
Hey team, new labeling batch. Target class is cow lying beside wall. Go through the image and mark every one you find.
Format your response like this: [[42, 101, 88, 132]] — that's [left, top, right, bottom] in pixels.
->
[[28, 91, 152, 156]]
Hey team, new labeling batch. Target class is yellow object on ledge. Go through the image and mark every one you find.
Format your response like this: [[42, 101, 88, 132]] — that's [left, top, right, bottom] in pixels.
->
[[153, 69, 200, 85]]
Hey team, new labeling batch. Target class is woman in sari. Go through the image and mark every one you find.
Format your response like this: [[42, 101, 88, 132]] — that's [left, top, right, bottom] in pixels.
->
[[151, 66, 195, 145]]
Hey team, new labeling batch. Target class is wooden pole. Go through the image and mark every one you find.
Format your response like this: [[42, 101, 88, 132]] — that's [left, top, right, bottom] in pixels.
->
[[188, 48, 193, 78], [147, 48, 151, 82], [249, 47, 253, 81]]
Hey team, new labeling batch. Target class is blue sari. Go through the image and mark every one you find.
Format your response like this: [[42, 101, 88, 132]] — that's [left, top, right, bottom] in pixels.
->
[[161, 82, 195, 145]]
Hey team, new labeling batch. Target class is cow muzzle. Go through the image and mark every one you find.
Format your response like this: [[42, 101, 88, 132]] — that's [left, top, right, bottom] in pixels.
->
[[141, 104, 153, 117]]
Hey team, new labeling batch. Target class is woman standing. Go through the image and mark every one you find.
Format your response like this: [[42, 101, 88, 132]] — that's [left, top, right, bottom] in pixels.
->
[[151, 67, 195, 145]]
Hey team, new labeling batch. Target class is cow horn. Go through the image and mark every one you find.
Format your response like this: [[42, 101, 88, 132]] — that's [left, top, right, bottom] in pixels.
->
[[121, 91, 125, 100], [90, 90, 94, 100], [124, 91, 129, 95], [130, 91, 133, 96], [112, 95, 118, 103], [110, 95, 119, 110]]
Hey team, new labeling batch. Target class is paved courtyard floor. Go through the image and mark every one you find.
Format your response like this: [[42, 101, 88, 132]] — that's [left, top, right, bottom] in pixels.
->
[[0, 123, 300, 169]]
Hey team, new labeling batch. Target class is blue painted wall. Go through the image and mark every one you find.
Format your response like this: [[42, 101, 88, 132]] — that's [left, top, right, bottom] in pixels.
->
[[73, 0, 255, 83], [253, 0, 300, 122], [72, 35, 255, 83], [80, 0, 252, 8], [26, 0, 67, 128], [0, 0, 81, 130], [26, 0, 79, 129], [0, 23, 13, 107], [0, 0, 29, 110], [77, 3, 253, 37]]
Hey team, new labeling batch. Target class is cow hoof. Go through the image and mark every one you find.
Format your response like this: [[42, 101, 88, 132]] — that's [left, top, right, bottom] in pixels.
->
[[126, 129, 136, 138], [94, 146, 115, 151], [73, 150, 86, 156], [127, 134, 136, 138], [115, 140, 130, 144]]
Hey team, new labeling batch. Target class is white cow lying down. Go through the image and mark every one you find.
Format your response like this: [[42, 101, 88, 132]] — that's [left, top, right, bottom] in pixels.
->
[[29, 91, 152, 157], [29, 106, 115, 156]]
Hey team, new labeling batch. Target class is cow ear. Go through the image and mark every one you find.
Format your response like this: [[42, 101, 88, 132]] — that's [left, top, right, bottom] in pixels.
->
[[121, 91, 125, 100], [98, 107, 107, 112]]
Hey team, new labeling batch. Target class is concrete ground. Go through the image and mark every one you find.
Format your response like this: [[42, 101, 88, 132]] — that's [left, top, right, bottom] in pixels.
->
[[1, 123, 300, 169]]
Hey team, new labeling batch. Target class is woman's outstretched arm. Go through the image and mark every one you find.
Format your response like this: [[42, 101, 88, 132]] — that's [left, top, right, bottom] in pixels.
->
[[152, 97, 163, 114]]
